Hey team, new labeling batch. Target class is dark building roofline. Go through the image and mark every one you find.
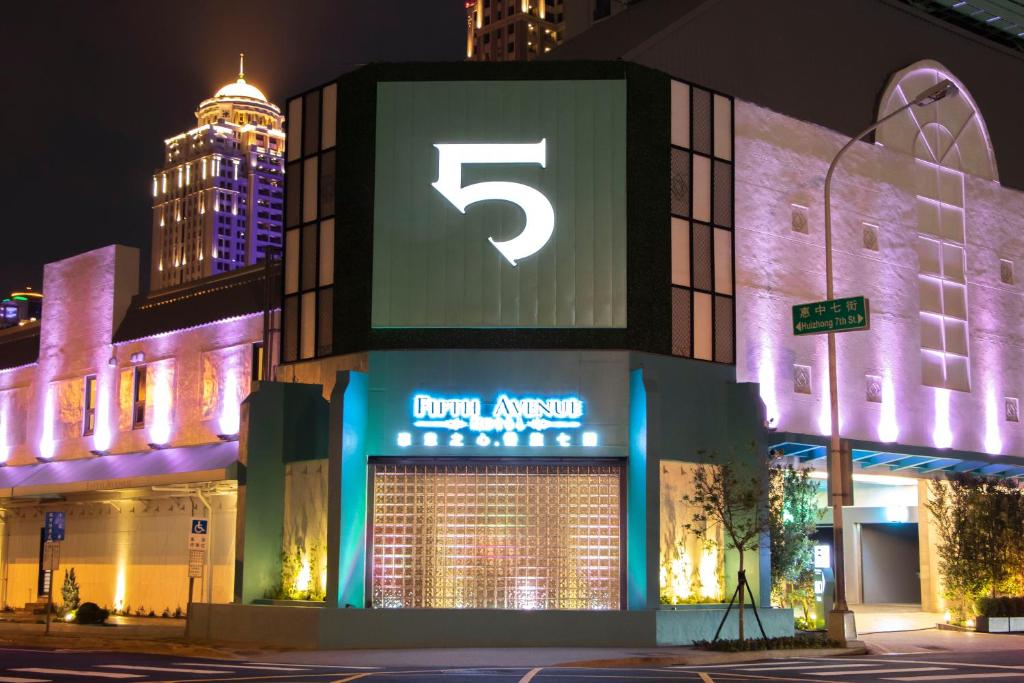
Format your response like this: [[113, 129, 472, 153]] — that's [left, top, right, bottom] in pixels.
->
[[114, 262, 281, 344], [0, 322, 40, 371]]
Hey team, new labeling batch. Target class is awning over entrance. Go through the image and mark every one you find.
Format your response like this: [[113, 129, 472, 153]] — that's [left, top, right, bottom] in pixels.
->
[[771, 432, 1024, 478], [0, 441, 239, 498]]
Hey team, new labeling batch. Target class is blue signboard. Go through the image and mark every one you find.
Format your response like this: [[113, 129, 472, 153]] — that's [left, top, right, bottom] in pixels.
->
[[44, 511, 65, 541]]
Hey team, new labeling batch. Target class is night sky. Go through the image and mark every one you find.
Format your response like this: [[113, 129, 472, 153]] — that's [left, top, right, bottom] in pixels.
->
[[0, 1, 464, 296]]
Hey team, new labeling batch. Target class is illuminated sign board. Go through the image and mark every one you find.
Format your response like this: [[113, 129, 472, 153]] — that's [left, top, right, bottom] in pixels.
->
[[396, 393, 598, 450], [372, 79, 627, 329]]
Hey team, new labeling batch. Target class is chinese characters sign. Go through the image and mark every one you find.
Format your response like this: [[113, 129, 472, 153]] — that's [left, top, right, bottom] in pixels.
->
[[396, 393, 598, 450], [792, 296, 870, 336]]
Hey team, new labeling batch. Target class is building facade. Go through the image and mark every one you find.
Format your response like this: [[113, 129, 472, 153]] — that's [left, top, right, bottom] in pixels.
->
[[151, 56, 285, 290], [187, 59, 795, 649], [551, 0, 1024, 614], [0, 246, 277, 614]]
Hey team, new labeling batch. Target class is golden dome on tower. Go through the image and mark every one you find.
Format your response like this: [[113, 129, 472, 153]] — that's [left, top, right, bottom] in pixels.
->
[[213, 53, 268, 102]]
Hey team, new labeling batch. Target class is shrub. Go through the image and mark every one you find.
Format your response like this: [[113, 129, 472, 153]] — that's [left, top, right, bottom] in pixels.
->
[[61, 568, 80, 612], [74, 602, 109, 625], [693, 634, 840, 652], [976, 596, 1024, 617], [173, 606, 184, 618]]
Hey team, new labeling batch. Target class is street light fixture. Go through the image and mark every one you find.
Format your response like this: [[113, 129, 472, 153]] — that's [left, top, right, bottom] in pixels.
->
[[822, 78, 957, 645]]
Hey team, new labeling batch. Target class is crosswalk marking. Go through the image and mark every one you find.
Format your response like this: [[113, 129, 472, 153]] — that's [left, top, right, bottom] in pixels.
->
[[673, 661, 819, 670], [0, 677, 50, 683], [815, 667, 949, 676], [11, 670, 143, 679], [172, 662, 311, 672], [884, 674, 1024, 681], [98, 665, 233, 675], [739, 663, 875, 672]]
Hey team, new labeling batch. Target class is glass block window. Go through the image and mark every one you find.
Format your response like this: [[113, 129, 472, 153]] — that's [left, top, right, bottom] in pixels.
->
[[282, 82, 339, 363], [669, 80, 734, 363], [370, 461, 623, 610]]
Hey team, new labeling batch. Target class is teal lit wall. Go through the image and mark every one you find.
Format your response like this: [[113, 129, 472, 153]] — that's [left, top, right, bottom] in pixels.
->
[[327, 349, 770, 610], [371, 79, 627, 329]]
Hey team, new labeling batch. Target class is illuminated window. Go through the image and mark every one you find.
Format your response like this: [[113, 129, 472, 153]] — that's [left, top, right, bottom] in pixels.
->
[[82, 375, 97, 437], [370, 461, 622, 610], [132, 366, 147, 430], [669, 80, 734, 363], [877, 62, 997, 393]]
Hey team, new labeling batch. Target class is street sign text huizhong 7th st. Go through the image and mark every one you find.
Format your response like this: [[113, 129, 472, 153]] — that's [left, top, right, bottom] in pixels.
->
[[792, 296, 870, 336]]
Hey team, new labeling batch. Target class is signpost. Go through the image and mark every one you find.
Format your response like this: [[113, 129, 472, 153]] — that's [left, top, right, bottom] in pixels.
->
[[792, 296, 869, 336], [186, 519, 208, 638], [42, 512, 65, 635]]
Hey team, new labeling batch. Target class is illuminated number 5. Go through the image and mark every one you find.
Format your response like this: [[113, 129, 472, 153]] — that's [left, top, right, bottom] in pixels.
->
[[432, 140, 555, 266]]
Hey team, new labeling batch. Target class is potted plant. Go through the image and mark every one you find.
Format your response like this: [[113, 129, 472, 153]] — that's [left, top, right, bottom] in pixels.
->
[[976, 597, 1010, 633], [1010, 597, 1024, 633]]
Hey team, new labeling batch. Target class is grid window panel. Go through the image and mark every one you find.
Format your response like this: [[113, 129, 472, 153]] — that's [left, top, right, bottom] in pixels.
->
[[691, 88, 712, 156], [714, 295, 734, 364], [286, 161, 302, 227], [282, 295, 299, 362], [320, 149, 336, 218], [671, 287, 692, 357], [713, 228, 732, 295], [303, 90, 320, 157], [670, 148, 690, 217], [321, 83, 337, 150], [713, 160, 732, 228], [693, 292, 713, 361], [692, 155, 711, 223], [300, 291, 316, 360], [302, 157, 319, 224], [670, 80, 691, 149], [691, 223, 712, 291], [319, 218, 335, 287], [317, 287, 333, 356], [284, 229, 300, 295], [301, 223, 317, 291], [370, 462, 622, 610], [287, 98, 302, 162], [671, 218, 690, 287], [713, 94, 732, 161]]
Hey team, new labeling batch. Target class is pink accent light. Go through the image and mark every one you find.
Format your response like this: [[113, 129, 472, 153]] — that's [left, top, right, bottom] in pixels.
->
[[0, 410, 8, 464], [92, 380, 112, 452], [877, 371, 899, 443], [984, 387, 1002, 455], [218, 370, 240, 436], [758, 341, 779, 428], [148, 365, 173, 446], [39, 385, 55, 459], [932, 388, 953, 449]]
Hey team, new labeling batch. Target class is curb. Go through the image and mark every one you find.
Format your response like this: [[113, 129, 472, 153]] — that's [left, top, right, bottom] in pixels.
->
[[556, 646, 867, 668]]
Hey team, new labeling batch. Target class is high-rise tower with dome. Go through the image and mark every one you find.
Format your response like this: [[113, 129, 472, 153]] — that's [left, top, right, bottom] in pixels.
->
[[150, 54, 285, 289]]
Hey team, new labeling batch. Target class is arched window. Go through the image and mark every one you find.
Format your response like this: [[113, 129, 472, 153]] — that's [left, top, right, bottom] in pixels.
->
[[877, 61, 998, 392]]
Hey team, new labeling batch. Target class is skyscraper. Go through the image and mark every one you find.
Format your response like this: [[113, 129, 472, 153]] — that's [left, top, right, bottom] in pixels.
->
[[151, 55, 285, 289], [464, 0, 636, 61]]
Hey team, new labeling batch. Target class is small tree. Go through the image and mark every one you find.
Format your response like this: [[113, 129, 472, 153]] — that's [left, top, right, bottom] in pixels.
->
[[926, 475, 987, 622], [768, 465, 822, 624], [683, 449, 773, 642], [61, 568, 80, 613]]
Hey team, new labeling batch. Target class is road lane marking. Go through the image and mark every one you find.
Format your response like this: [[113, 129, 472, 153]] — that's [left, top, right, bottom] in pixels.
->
[[98, 665, 234, 674], [673, 662, 818, 669], [12, 670, 143, 679], [519, 668, 543, 683], [698, 674, 715, 683], [884, 675, 1024, 681], [815, 668, 948, 676], [173, 663, 311, 671], [0, 677, 51, 683], [738, 664, 874, 672], [329, 674, 372, 683]]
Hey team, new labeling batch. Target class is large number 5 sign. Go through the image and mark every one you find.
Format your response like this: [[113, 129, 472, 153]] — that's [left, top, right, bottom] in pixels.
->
[[432, 140, 555, 266]]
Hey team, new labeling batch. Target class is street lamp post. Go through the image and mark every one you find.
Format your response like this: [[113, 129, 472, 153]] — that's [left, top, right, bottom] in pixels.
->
[[823, 78, 958, 645]]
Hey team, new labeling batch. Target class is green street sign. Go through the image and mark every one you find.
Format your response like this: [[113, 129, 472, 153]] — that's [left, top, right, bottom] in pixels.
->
[[792, 296, 869, 336]]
